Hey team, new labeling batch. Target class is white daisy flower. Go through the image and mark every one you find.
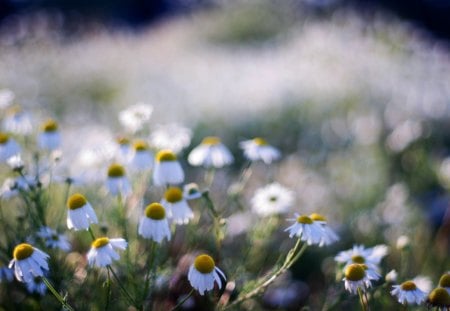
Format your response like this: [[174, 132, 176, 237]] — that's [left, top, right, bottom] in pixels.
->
[[87, 237, 127, 267], [426, 287, 450, 310], [115, 136, 132, 163], [309, 213, 339, 246], [284, 214, 330, 246], [439, 273, 450, 294], [188, 136, 234, 168], [36, 226, 71, 252], [413, 275, 433, 294], [0, 264, 14, 282], [106, 163, 132, 197], [343, 264, 372, 294], [149, 123, 192, 153], [138, 203, 171, 243], [251, 183, 294, 217], [38, 119, 61, 151], [130, 139, 154, 171], [188, 254, 226, 295], [3, 106, 33, 135], [8, 243, 50, 282], [239, 137, 281, 164], [67, 193, 98, 231], [335, 244, 388, 272], [0, 132, 20, 162], [153, 150, 184, 186], [119, 102, 153, 134], [183, 183, 202, 200], [162, 187, 194, 225], [25, 276, 47, 295], [391, 280, 427, 305], [0, 89, 14, 109]]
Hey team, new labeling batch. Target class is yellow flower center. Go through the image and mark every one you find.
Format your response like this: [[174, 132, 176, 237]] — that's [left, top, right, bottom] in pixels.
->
[[108, 163, 126, 177], [310, 213, 326, 221], [156, 149, 177, 162], [400, 281, 417, 291], [67, 193, 87, 210], [116, 136, 130, 145], [202, 136, 220, 145], [296, 215, 313, 224], [42, 119, 58, 132], [164, 187, 183, 203], [133, 140, 149, 151], [439, 274, 450, 288], [92, 237, 109, 249], [351, 255, 366, 264], [0, 132, 9, 144], [194, 254, 215, 274], [145, 203, 166, 220], [428, 287, 450, 306], [253, 137, 268, 146], [13, 243, 34, 260], [344, 264, 365, 282]]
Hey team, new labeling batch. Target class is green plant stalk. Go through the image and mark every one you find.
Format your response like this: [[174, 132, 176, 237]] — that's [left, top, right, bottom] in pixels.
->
[[357, 287, 368, 311], [170, 288, 195, 311], [107, 265, 138, 308], [202, 192, 222, 250], [105, 268, 112, 311], [42, 277, 75, 311], [141, 240, 158, 308]]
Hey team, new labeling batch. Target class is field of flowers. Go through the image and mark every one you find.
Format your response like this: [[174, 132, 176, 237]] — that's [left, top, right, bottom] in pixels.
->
[[0, 1, 449, 310]]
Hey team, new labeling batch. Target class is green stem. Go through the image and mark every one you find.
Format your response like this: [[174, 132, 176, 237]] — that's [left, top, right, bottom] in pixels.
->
[[107, 265, 138, 308], [357, 287, 367, 311], [88, 227, 96, 241], [42, 277, 75, 311], [105, 268, 112, 311], [141, 241, 158, 307], [170, 289, 195, 311], [202, 192, 222, 251]]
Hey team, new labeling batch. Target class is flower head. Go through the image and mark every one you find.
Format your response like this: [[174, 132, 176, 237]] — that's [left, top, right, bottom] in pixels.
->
[[183, 183, 202, 200], [138, 203, 171, 243], [343, 264, 372, 294], [309, 213, 339, 246], [153, 150, 184, 186], [188, 254, 226, 295], [119, 102, 153, 133], [106, 163, 132, 197], [87, 237, 127, 267], [239, 137, 281, 164], [36, 226, 71, 251], [285, 213, 336, 246], [251, 183, 294, 217], [130, 139, 154, 170], [426, 287, 450, 310], [391, 280, 427, 305], [149, 123, 192, 153], [38, 119, 61, 151], [9, 243, 50, 282], [439, 273, 450, 294], [161, 187, 193, 224], [188, 136, 234, 168], [0, 132, 20, 162], [335, 244, 388, 272], [67, 193, 98, 230]]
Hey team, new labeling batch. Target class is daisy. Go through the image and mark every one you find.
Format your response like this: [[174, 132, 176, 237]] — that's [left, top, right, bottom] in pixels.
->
[[119, 102, 153, 134], [138, 203, 171, 243], [130, 139, 154, 171], [115, 136, 132, 163], [36, 226, 71, 252], [343, 264, 372, 294], [251, 183, 294, 217], [149, 123, 192, 153], [239, 137, 281, 164], [335, 244, 388, 272], [3, 106, 33, 135], [67, 193, 98, 230], [8, 243, 50, 282], [0, 264, 14, 282], [426, 287, 450, 310], [439, 273, 450, 294], [309, 213, 339, 246], [38, 119, 61, 151], [183, 183, 202, 200], [0, 176, 31, 199], [87, 237, 127, 267], [0, 132, 20, 162], [391, 280, 427, 305], [106, 163, 132, 197], [188, 136, 234, 168], [188, 254, 226, 295], [161, 187, 194, 225], [284, 214, 329, 246], [153, 149, 184, 186], [25, 276, 47, 295]]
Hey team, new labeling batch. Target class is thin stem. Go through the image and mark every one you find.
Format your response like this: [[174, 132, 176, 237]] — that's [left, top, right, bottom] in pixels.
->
[[105, 268, 112, 311], [357, 287, 367, 311], [141, 241, 158, 307], [88, 227, 96, 241], [42, 277, 75, 311], [107, 265, 138, 308], [202, 192, 222, 251], [171, 289, 195, 311]]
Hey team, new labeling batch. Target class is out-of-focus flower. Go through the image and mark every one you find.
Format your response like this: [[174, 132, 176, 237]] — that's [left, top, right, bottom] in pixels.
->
[[0, 132, 20, 162], [240, 137, 281, 164], [183, 183, 202, 200], [25, 276, 47, 295], [149, 123, 192, 153], [251, 182, 294, 217], [391, 280, 427, 305], [138, 203, 171, 243], [285, 214, 334, 246], [335, 244, 388, 272], [343, 264, 372, 294], [439, 273, 450, 294], [9, 243, 49, 282], [87, 237, 127, 267], [0, 264, 14, 282], [130, 139, 154, 171], [188, 254, 226, 295], [0, 89, 14, 109], [115, 136, 132, 163], [6, 154, 24, 171], [0, 176, 32, 199], [119, 102, 153, 134], [106, 163, 131, 197], [153, 150, 184, 186], [67, 193, 98, 231], [36, 226, 71, 252], [386, 120, 422, 153], [161, 186, 193, 225], [3, 106, 32, 135], [309, 213, 339, 246], [188, 136, 234, 168], [386, 270, 398, 283], [426, 287, 450, 310], [38, 119, 61, 151], [396, 235, 410, 250]]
